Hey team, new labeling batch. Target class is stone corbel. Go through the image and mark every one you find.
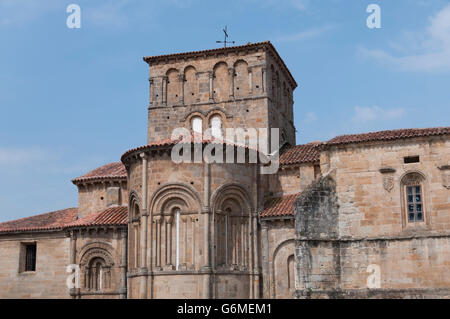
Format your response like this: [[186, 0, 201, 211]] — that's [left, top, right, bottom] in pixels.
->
[[379, 167, 396, 174]]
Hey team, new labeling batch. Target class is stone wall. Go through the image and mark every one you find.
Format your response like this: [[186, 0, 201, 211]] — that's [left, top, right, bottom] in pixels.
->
[[71, 228, 126, 299], [146, 46, 297, 149], [0, 232, 70, 298], [77, 181, 128, 218], [294, 136, 450, 298], [261, 219, 295, 299], [125, 145, 261, 299]]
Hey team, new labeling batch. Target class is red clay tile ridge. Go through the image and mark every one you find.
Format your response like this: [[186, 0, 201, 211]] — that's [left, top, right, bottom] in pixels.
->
[[72, 162, 127, 185], [261, 193, 301, 218], [143, 41, 297, 88], [0, 208, 78, 234], [326, 127, 450, 147], [65, 206, 127, 229]]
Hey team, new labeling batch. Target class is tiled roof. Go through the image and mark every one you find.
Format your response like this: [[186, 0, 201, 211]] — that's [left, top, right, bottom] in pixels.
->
[[66, 206, 128, 228], [72, 162, 127, 184], [326, 127, 450, 146], [261, 193, 301, 218], [143, 41, 297, 87], [121, 133, 256, 162], [0, 208, 78, 233], [279, 143, 321, 166]]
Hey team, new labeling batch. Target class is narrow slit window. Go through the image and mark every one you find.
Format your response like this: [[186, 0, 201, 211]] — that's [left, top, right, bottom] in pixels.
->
[[25, 243, 36, 272]]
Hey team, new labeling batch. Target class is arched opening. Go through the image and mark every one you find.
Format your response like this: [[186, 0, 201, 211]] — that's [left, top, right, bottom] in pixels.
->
[[166, 69, 180, 105], [191, 116, 203, 134], [234, 60, 249, 98], [213, 62, 230, 102], [210, 115, 223, 139], [401, 172, 426, 223], [184, 66, 198, 105], [87, 257, 110, 291]]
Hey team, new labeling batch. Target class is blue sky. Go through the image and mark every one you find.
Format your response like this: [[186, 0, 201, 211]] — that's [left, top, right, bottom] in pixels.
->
[[1, 0, 449, 221]]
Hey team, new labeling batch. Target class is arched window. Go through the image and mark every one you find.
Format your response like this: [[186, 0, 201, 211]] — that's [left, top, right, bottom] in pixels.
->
[[215, 200, 247, 269], [131, 202, 140, 269], [210, 115, 223, 138], [87, 257, 110, 291], [191, 116, 203, 134], [401, 172, 426, 223], [174, 208, 181, 270]]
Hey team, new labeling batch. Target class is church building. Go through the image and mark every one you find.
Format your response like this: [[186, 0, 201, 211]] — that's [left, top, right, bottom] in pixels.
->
[[0, 42, 449, 299]]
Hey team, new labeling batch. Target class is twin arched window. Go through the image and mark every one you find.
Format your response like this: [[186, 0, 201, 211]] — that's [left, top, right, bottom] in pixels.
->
[[191, 115, 222, 138], [86, 257, 110, 291]]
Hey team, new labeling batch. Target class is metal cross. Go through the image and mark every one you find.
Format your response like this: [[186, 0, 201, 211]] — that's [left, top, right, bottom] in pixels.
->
[[216, 26, 235, 48]]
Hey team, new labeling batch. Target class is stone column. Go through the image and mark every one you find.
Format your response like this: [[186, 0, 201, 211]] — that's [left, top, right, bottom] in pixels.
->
[[182, 216, 188, 268], [261, 67, 266, 93], [178, 74, 185, 105], [260, 220, 270, 299], [190, 216, 196, 269], [248, 68, 253, 96], [155, 216, 162, 270], [228, 67, 235, 98], [149, 77, 154, 106], [69, 231, 78, 299], [139, 152, 149, 299], [120, 228, 128, 299], [202, 163, 212, 298], [208, 72, 214, 102], [241, 218, 245, 268], [165, 215, 173, 268], [253, 212, 260, 299], [162, 76, 168, 106]]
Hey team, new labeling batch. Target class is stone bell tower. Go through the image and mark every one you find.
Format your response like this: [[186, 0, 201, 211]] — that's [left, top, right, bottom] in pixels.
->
[[122, 41, 297, 299], [144, 41, 297, 147]]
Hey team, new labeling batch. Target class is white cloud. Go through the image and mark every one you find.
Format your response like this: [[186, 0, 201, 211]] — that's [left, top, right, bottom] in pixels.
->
[[361, 4, 450, 72], [276, 25, 334, 42], [352, 106, 405, 123]]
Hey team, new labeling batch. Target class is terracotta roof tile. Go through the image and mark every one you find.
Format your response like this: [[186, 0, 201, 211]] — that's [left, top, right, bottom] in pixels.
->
[[72, 162, 126, 184], [261, 193, 300, 218], [121, 133, 256, 162], [0, 208, 78, 233], [327, 127, 450, 146], [65, 206, 127, 228], [279, 143, 321, 166]]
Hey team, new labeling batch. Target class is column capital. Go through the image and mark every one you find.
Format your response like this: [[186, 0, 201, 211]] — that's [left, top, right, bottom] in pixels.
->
[[140, 152, 148, 160], [154, 215, 162, 223], [164, 215, 173, 224]]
